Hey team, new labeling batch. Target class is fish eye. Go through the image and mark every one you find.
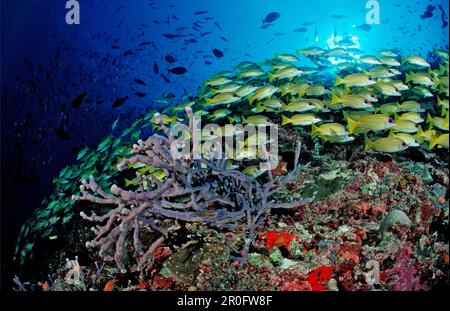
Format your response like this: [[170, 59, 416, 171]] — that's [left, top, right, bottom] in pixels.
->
[[389, 118, 394, 123]]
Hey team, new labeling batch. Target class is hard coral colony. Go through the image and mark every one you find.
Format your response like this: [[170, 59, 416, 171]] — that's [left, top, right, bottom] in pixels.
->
[[13, 43, 449, 292]]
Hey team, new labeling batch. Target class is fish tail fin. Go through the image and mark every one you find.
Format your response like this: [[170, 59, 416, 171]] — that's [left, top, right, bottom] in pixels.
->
[[344, 85, 351, 95], [388, 129, 396, 138], [401, 56, 407, 64], [331, 93, 341, 105], [433, 75, 440, 89], [437, 96, 443, 107], [429, 134, 438, 150], [405, 72, 412, 83], [125, 179, 133, 187], [241, 115, 247, 124], [347, 117, 359, 134], [394, 113, 401, 121], [416, 125, 425, 137], [414, 125, 425, 144], [342, 110, 350, 121], [281, 115, 292, 126], [248, 95, 256, 104], [268, 73, 276, 83], [364, 136, 373, 152], [311, 123, 319, 138], [335, 75, 344, 86], [426, 113, 433, 125]]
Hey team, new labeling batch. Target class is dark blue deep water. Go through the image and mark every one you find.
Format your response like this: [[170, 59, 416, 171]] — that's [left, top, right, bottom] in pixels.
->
[[1, 0, 449, 286]]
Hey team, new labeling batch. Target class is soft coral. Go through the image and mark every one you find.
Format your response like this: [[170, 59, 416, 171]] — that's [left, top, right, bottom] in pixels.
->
[[259, 231, 298, 251], [307, 266, 334, 291]]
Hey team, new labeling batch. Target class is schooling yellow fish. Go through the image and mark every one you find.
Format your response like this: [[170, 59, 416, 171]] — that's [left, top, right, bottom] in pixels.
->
[[402, 55, 431, 68], [205, 93, 241, 106], [414, 125, 439, 144], [395, 112, 424, 124], [311, 123, 348, 138], [281, 114, 321, 126], [429, 133, 449, 150], [347, 114, 395, 134], [364, 137, 409, 153], [427, 113, 449, 131], [388, 131, 420, 147], [336, 74, 376, 87]]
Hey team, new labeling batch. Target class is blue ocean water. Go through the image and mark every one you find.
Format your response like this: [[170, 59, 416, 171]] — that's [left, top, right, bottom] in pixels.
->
[[0, 0, 448, 277]]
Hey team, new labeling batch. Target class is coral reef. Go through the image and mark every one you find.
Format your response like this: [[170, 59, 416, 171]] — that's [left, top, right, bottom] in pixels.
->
[[72, 107, 311, 272]]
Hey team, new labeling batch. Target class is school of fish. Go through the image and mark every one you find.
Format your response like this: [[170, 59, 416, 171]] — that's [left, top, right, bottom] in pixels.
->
[[150, 46, 449, 158]]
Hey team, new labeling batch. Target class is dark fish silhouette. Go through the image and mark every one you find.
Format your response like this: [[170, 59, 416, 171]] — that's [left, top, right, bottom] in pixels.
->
[[168, 67, 188, 75], [293, 27, 308, 33], [154, 61, 159, 74], [112, 96, 129, 108], [331, 14, 347, 19], [214, 22, 222, 30], [139, 41, 153, 47], [302, 21, 315, 26], [263, 12, 280, 24], [438, 5, 448, 28], [135, 92, 147, 97], [356, 24, 372, 32], [195, 11, 208, 15], [134, 78, 146, 86], [163, 33, 183, 39], [220, 36, 229, 42], [165, 55, 176, 63], [212, 48, 224, 58], [56, 123, 70, 141], [421, 5, 435, 19], [160, 73, 171, 83], [71, 92, 87, 108]]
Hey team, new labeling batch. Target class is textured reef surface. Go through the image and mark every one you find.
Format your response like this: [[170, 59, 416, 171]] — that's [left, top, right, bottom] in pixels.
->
[[11, 45, 449, 291]]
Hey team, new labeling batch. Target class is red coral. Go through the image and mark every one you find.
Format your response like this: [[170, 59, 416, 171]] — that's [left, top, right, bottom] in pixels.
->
[[271, 161, 288, 176], [420, 202, 437, 224], [259, 231, 298, 251], [339, 243, 361, 263], [385, 266, 425, 291], [151, 274, 173, 290], [307, 266, 334, 291], [339, 271, 355, 291], [280, 280, 312, 291], [151, 244, 172, 264]]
